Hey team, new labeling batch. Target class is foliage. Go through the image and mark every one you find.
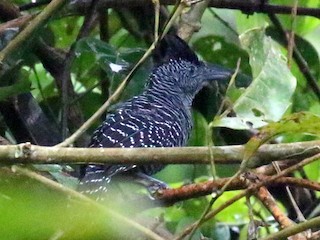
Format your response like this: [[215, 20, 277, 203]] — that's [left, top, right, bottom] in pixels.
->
[[0, 0, 320, 239]]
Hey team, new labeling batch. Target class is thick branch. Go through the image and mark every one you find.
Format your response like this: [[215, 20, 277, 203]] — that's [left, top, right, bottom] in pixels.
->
[[178, 0, 210, 41], [0, 140, 319, 166], [69, 0, 320, 18], [157, 175, 320, 204]]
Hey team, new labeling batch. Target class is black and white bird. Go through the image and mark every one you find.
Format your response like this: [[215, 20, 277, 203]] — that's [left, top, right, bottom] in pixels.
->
[[79, 35, 231, 198]]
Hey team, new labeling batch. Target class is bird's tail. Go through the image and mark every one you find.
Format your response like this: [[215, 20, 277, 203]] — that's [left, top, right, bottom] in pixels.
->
[[78, 164, 131, 201], [78, 164, 167, 200]]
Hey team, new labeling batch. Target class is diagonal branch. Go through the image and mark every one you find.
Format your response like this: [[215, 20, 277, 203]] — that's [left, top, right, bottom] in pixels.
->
[[157, 175, 320, 204]]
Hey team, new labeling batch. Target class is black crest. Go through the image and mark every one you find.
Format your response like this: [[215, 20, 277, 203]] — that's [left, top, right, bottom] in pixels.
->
[[153, 35, 201, 66]]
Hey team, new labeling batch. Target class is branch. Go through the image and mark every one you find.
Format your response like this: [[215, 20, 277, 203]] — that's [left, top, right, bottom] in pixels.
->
[[0, 0, 68, 65], [175, 153, 320, 240], [0, 15, 33, 34], [157, 175, 320, 204], [0, 140, 319, 166], [254, 185, 306, 240], [177, 0, 210, 41], [260, 216, 320, 240], [59, 0, 99, 140], [68, 0, 320, 18]]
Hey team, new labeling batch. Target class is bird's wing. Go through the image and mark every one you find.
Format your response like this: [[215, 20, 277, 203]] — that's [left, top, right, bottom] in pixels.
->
[[80, 107, 180, 198], [90, 98, 182, 148]]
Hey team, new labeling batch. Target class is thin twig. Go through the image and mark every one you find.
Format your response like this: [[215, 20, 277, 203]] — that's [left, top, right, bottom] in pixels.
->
[[99, 9, 110, 100], [273, 161, 306, 222], [259, 216, 320, 240], [287, 0, 298, 68], [60, 0, 100, 139]]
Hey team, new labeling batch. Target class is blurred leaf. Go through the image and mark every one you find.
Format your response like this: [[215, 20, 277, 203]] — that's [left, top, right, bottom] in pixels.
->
[[188, 110, 209, 146], [49, 16, 83, 48], [34, 164, 78, 189], [304, 160, 320, 182], [74, 37, 147, 101], [212, 224, 231, 240], [235, 12, 267, 35], [213, 28, 297, 129], [244, 112, 320, 168], [0, 168, 157, 240], [195, 9, 239, 46], [193, 35, 251, 75], [75, 37, 144, 75], [215, 191, 248, 223], [0, 78, 31, 101], [239, 223, 249, 240], [271, 0, 320, 35], [174, 217, 202, 240]]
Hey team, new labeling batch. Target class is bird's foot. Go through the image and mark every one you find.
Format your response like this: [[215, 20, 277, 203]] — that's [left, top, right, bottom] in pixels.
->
[[133, 172, 168, 198]]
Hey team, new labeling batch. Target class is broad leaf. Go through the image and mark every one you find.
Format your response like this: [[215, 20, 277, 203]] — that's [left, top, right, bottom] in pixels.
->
[[0, 78, 31, 101], [213, 28, 297, 129], [243, 112, 320, 168]]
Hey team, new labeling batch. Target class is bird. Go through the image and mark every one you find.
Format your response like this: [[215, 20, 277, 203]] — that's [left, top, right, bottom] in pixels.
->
[[79, 35, 231, 199]]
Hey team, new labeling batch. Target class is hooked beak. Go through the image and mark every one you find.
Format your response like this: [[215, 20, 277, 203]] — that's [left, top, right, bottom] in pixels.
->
[[204, 64, 233, 81]]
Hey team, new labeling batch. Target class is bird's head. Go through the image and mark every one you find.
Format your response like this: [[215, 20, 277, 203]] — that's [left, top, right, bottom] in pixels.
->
[[148, 35, 232, 104]]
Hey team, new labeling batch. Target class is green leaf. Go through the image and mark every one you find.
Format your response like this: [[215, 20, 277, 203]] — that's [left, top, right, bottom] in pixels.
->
[[75, 37, 144, 76], [0, 78, 31, 101], [243, 112, 320, 168], [188, 110, 209, 146], [0, 168, 157, 240], [266, 26, 320, 79], [74, 37, 147, 100], [213, 28, 297, 129], [193, 35, 251, 75]]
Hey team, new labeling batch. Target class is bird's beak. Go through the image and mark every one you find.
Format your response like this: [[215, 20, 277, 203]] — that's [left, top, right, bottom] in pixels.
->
[[205, 64, 233, 81]]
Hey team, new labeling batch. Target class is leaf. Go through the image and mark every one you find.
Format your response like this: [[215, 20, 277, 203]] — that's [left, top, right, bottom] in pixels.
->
[[0, 168, 155, 240], [75, 37, 144, 76], [213, 28, 297, 130], [74, 37, 147, 100], [266, 26, 320, 78], [193, 35, 251, 75], [188, 110, 209, 146], [243, 112, 320, 168], [0, 78, 31, 101]]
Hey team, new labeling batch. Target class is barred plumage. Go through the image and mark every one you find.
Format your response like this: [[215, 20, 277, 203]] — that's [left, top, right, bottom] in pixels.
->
[[79, 35, 231, 198]]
